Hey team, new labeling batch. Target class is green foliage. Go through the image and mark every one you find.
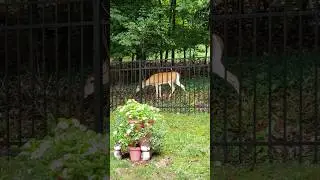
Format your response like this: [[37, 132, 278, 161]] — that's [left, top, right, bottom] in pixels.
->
[[112, 121, 148, 149], [5, 118, 108, 179], [110, 0, 210, 59], [114, 99, 162, 122]]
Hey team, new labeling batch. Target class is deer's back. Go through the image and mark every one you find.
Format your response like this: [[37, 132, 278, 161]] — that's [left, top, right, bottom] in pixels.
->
[[147, 71, 178, 85]]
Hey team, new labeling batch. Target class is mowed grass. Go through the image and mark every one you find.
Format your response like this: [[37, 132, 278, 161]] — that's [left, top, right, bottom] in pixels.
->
[[110, 112, 210, 180]]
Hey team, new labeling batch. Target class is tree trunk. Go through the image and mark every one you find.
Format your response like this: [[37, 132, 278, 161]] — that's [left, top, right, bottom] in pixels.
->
[[165, 0, 174, 63], [136, 48, 146, 61], [205, 45, 208, 64], [171, 0, 176, 65]]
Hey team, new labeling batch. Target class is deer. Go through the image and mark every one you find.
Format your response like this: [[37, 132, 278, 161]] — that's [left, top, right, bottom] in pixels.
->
[[211, 33, 240, 94], [135, 71, 186, 99]]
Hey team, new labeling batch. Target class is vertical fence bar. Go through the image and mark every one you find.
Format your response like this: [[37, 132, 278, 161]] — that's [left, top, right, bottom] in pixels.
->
[[268, 8, 273, 163], [252, 14, 257, 165], [298, 12, 303, 164], [223, 0, 228, 163], [29, 3, 35, 138], [16, 5, 22, 146], [313, 8, 319, 163], [93, 0, 103, 133], [67, 2, 72, 117], [4, 0, 9, 158], [80, 0, 84, 123], [42, 3, 47, 136], [238, 4, 243, 163], [55, 1, 59, 123], [209, 0, 215, 175], [138, 58, 142, 103], [103, 0, 111, 175], [283, 11, 288, 162]]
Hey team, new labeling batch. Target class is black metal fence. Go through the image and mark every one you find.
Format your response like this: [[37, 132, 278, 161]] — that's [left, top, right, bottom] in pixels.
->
[[210, 0, 320, 164], [110, 57, 209, 113], [0, 0, 108, 156]]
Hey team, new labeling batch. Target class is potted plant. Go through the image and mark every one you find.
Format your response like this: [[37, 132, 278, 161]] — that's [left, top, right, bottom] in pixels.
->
[[113, 99, 163, 161], [113, 121, 148, 161]]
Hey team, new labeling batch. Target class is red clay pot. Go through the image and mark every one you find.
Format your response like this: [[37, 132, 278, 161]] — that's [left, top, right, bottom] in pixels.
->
[[129, 146, 141, 162]]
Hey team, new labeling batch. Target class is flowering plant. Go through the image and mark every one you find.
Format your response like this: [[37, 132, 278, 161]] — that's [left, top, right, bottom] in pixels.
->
[[113, 121, 152, 150], [115, 99, 162, 123], [113, 99, 162, 151]]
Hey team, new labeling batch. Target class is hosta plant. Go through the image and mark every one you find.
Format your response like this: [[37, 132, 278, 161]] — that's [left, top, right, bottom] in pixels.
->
[[11, 118, 108, 180]]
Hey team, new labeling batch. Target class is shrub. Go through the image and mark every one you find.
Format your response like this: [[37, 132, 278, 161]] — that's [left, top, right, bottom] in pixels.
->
[[11, 118, 108, 179]]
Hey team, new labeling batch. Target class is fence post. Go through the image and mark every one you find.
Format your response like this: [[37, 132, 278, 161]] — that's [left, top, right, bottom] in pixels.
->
[[93, 0, 104, 133]]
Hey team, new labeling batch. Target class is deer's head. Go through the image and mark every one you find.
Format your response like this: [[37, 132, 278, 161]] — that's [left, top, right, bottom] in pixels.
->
[[135, 81, 146, 93]]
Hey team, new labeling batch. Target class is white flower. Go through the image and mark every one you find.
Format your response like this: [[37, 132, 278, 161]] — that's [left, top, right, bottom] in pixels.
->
[[71, 118, 80, 127], [56, 121, 69, 130], [50, 159, 63, 171], [31, 141, 52, 159], [62, 168, 70, 179], [79, 125, 87, 131], [126, 129, 132, 134]]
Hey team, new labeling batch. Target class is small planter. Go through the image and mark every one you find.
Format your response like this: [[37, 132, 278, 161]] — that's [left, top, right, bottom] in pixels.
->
[[141, 144, 151, 161], [129, 146, 141, 162], [113, 143, 122, 160]]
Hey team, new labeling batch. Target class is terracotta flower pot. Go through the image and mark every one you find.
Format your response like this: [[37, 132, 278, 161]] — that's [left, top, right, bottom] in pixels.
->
[[129, 146, 141, 162]]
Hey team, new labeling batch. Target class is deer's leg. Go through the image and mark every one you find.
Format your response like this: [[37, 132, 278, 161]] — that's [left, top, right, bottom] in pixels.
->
[[159, 85, 162, 98], [155, 85, 159, 99], [169, 83, 176, 98], [167, 83, 172, 98], [175, 79, 186, 91]]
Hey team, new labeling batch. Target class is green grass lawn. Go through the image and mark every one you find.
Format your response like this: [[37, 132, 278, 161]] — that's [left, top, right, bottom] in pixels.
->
[[3, 112, 320, 179], [110, 112, 210, 180]]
